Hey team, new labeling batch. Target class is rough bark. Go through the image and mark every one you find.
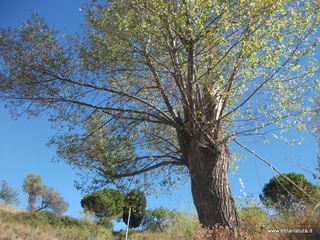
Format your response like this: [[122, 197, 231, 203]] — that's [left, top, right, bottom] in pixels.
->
[[178, 128, 240, 229]]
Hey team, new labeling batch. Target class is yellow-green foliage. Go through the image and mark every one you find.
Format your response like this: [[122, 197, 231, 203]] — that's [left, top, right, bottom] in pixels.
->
[[0, 204, 112, 240], [121, 211, 201, 240], [113, 228, 137, 240], [238, 206, 268, 236], [129, 230, 165, 240], [194, 206, 320, 240], [1, 203, 319, 240], [163, 211, 201, 240], [127, 207, 320, 240]]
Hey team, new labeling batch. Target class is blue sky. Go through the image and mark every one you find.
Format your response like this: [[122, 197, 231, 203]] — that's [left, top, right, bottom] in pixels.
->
[[0, 0, 318, 231]]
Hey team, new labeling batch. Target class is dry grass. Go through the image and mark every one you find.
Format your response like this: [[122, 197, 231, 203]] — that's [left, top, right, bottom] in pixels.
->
[[194, 207, 320, 240], [0, 204, 23, 214], [1, 203, 319, 240], [129, 231, 165, 240], [0, 219, 110, 240], [122, 206, 320, 240], [0, 204, 112, 240]]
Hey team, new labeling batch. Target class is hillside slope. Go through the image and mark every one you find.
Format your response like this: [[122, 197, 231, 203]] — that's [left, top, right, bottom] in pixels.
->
[[0, 204, 112, 240]]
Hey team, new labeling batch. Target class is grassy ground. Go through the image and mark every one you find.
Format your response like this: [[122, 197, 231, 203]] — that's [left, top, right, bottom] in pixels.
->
[[0, 204, 111, 240], [1, 204, 319, 240]]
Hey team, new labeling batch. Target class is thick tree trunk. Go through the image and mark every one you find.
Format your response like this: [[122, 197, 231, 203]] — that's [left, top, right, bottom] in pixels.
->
[[184, 137, 240, 229]]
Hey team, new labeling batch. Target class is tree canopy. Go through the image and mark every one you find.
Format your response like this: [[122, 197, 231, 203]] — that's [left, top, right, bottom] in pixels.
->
[[260, 172, 319, 210], [0, 180, 19, 205], [81, 188, 124, 218], [38, 186, 69, 214], [0, 0, 318, 191], [123, 189, 147, 228], [0, 0, 319, 228]]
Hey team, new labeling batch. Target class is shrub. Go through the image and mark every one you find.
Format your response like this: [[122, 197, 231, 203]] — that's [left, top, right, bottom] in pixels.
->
[[0, 206, 112, 240], [238, 207, 267, 239], [142, 207, 176, 232], [164, 211, 200, 240], [11, 210, 102, 232], [114, 228, 136, 240]]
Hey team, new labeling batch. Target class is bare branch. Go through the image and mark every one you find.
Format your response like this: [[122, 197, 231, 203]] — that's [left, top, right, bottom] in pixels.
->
[[233, 139, 318, 204], [112, 160, 185, 178]]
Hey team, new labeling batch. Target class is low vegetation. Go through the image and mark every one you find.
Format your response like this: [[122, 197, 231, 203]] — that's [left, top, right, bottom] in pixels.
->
[[1, 203, 319, 240], [1, 172, 319, 239], [0, 204, 111, 240]]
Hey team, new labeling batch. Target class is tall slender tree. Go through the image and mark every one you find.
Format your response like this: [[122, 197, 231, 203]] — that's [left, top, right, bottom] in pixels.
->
[[22, 174, 45, 211], [0, 0, 319, 229]]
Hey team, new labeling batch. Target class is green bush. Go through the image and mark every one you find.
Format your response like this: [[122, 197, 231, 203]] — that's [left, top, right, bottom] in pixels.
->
[[239, 207, 267, 225], [114, 229, 136, 240], [142, 207, 176, 232], [0, 205, 113, 240], [12, 211, 100, 231], [164, 211, 200, 240], [96, 216, 114, 229]]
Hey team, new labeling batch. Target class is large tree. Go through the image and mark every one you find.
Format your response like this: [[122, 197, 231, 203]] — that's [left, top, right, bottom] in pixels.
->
[[0, 0, 319, 229]]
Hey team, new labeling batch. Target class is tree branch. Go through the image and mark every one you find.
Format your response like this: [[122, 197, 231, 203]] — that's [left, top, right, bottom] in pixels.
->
[[233, 139, 318, 204], [112, 161, 185, 178]]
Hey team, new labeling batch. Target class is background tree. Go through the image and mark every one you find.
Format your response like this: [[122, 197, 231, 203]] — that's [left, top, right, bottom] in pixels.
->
[[123, 189, 146, 228], [260, 172, 319, 211], [37, 186, 69, 214], [22, 174, 45, 211], [81, 188, 124, 228], [22, 174, 68, 213], [0, 180, 19, 205], [0, 0, 319, 229], [141, 207, 176, 232]]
